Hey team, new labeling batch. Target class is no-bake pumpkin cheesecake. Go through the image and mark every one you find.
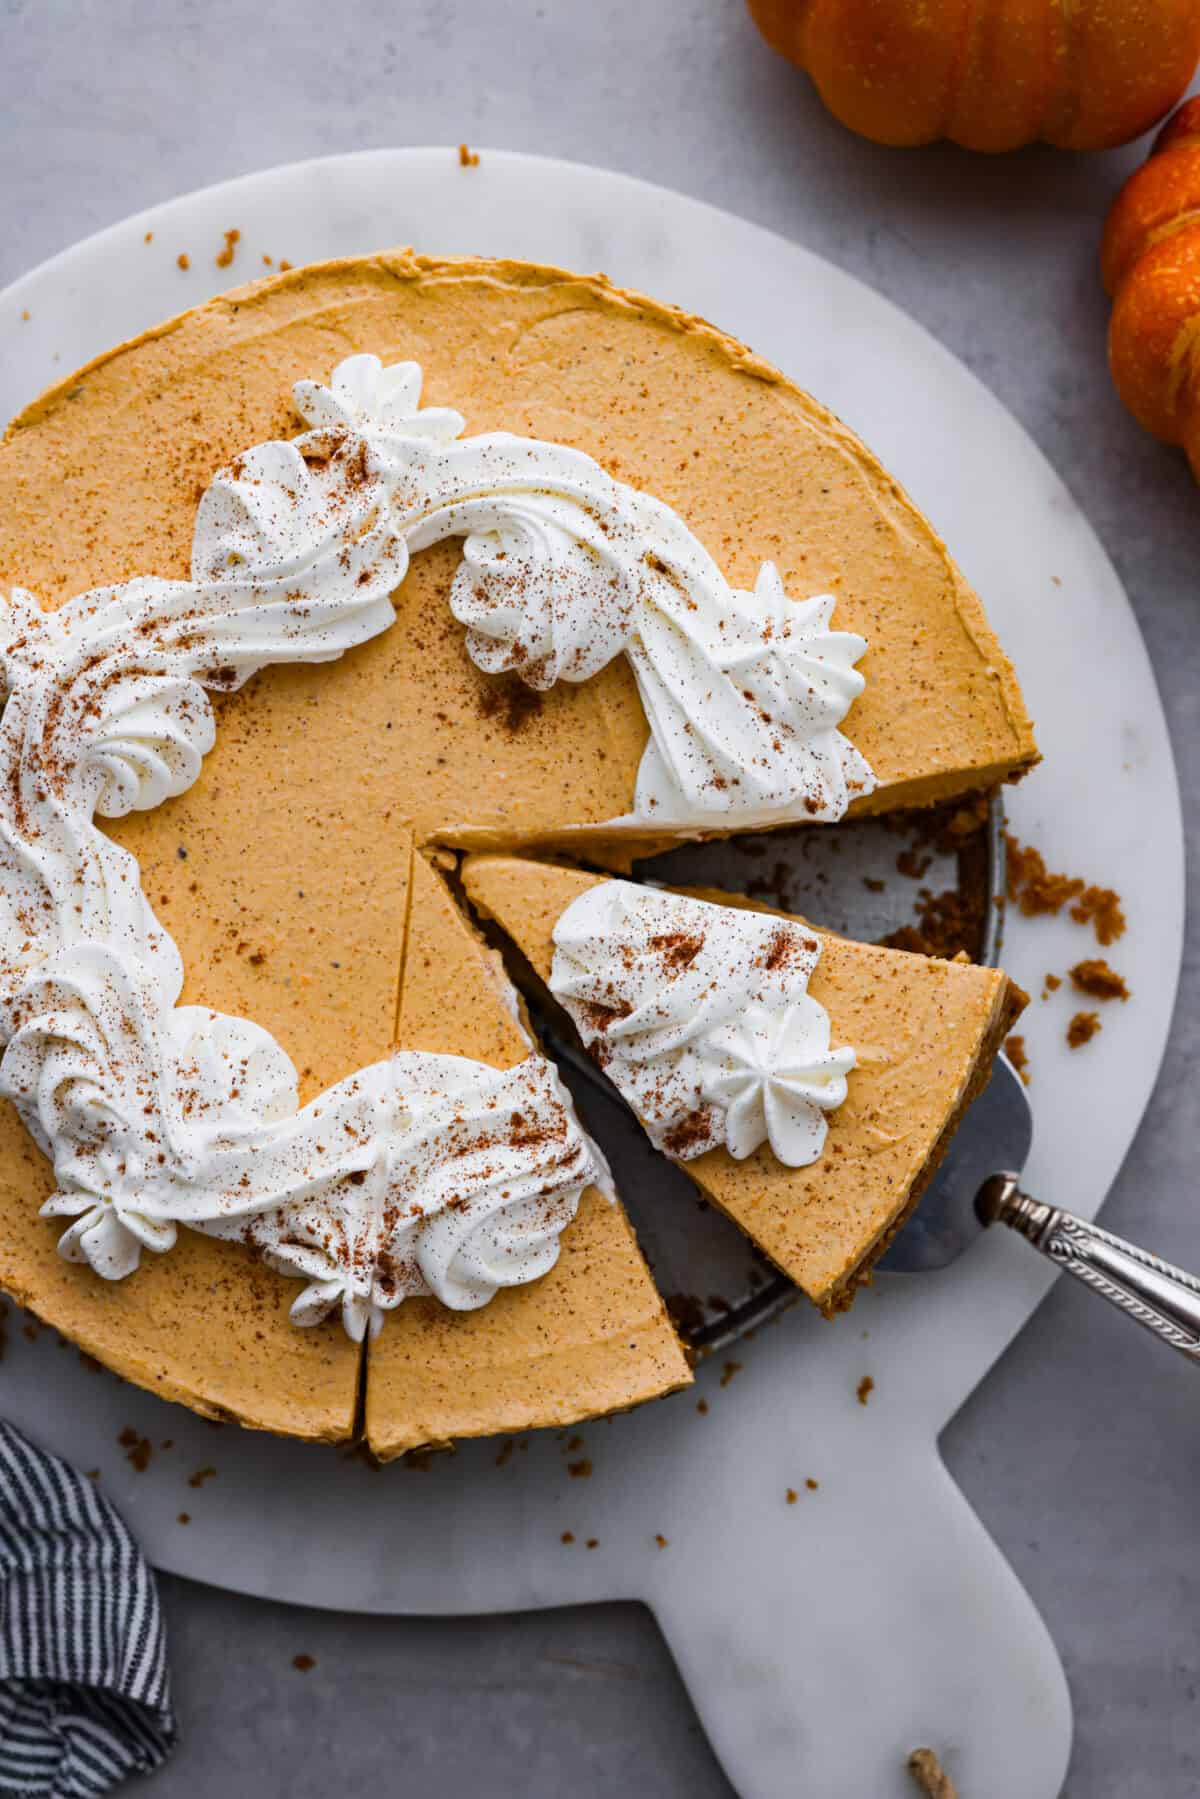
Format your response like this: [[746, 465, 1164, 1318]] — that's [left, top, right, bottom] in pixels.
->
[[462, 856, 1024, 1310], [0, 248, 1036, 1442]]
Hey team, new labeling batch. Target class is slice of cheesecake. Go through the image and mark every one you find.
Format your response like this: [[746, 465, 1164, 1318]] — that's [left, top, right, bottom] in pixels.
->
[[362, 850, 691, 1461], [0, 251, 1037, 861], [461, 855, 1025, 1311]]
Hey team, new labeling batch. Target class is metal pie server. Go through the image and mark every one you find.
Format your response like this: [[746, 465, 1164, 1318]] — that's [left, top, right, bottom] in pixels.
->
[[879, 1054, 1200, 1363]]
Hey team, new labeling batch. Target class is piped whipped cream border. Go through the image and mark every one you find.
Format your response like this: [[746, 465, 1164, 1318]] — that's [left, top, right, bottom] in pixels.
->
[[0, 354, 872, 1336]]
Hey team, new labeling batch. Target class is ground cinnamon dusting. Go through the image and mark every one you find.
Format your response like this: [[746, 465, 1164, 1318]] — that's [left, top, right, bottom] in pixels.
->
[[856, 1375, 874, 1406], [719, 1360, 742, 1387], [561, 1531, 574, 1544], [292, 1654, 316, 1672], [177, 1512, 190, 1525], [567, 1458, 593, 1479], [1067, 1011, 1101, 1049], [908, 1747, 957, 1798], [1070, 958, 1129, 1002], [1005, 1034, 1030, 1084], [187, 1465, 217, 1488], [663, 1111, 711, 1157], [478, 673, 543, 733]]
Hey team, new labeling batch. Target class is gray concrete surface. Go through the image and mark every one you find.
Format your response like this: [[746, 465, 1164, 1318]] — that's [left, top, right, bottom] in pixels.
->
[[3, 1, 1199, 1793]]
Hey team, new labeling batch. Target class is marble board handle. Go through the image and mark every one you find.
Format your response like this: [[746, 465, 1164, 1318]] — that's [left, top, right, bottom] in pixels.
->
[[645, 1443, 1070, 1797]]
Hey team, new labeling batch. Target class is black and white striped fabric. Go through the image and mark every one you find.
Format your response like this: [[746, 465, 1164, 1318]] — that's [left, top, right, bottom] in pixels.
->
[[0, 1422, 175, 1796]]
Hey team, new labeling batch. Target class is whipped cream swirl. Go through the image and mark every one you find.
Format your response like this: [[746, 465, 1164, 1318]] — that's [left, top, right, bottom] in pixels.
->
[[0, 935, 602, 1341], [0, 349, 868, 1331], [0, 365, 607, 1335], [302, 354, 875, 827], [550, 882, 855, 1167]]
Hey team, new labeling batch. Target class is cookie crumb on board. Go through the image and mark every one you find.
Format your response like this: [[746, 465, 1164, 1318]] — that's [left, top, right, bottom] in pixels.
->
[[856, 1375, 875, 1406], [1006, 836, 1125, 945], [908, 1746, 957, 1798], [1067, 1011, 1101, 1049], [1070, 958, 1129, 1002], [458, 143, 481, 167], [215, 227, 240, 269]]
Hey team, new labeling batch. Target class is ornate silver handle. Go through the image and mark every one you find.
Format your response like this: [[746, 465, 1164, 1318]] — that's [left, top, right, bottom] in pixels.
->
[[978, 1174, 1200, 1362]]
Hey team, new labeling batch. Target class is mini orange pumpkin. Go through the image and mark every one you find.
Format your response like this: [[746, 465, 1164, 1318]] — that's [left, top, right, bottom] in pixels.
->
[[746, 0, 1200, 152], [1103, 98, 1200, 474]]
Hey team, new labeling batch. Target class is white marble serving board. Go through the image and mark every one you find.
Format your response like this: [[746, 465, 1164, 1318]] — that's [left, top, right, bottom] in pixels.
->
[[0, 152, 1184, 1799]]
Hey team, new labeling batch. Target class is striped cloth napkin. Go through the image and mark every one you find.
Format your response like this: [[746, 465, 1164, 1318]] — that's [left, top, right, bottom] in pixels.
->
[[0, 1422, 175, 1796]]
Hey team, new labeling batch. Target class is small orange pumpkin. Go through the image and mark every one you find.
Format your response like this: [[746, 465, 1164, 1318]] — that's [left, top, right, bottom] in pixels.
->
[[1103, 98, 1200, 474], [745, 0, 1200, 152]]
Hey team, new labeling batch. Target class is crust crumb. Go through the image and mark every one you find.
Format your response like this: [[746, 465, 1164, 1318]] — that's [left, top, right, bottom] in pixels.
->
[[908, 1747, 957, 1798], [1067, 1010, 1101, 1049], [856, 1374, 874, 1406], [1005, 1033, 1030, 1084], [1006, 835, 1125, 945], [458, 143, 481, 167], [1070, 958, 1129, 1002]]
